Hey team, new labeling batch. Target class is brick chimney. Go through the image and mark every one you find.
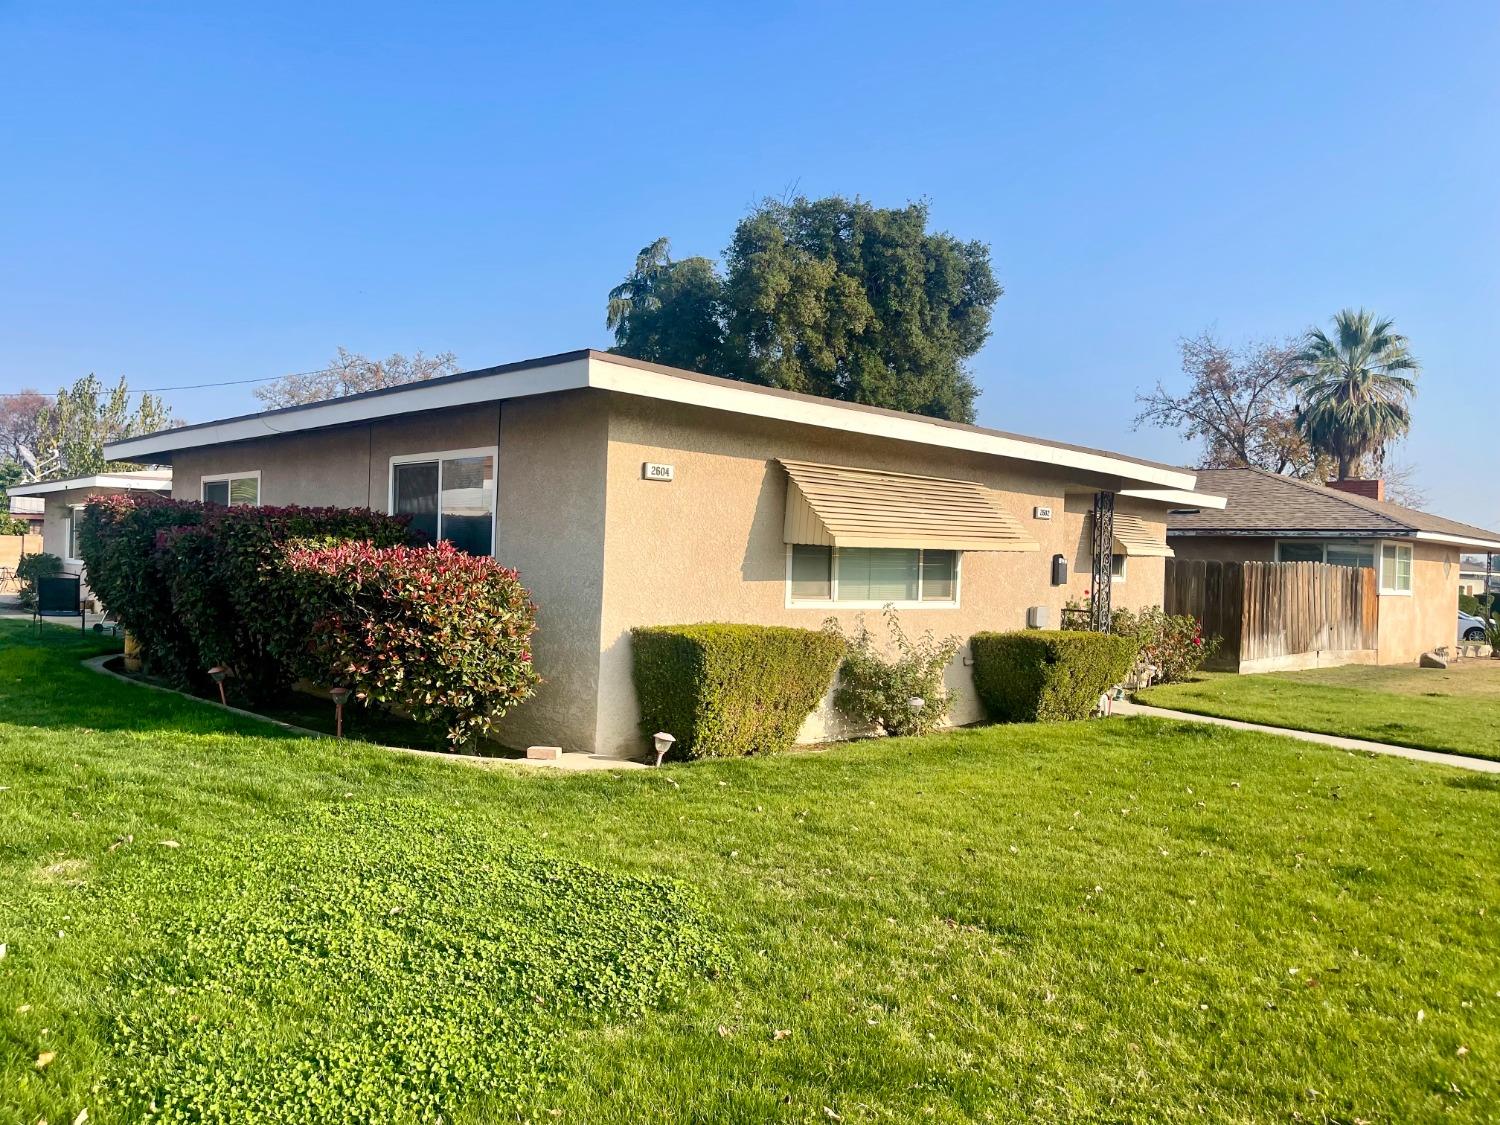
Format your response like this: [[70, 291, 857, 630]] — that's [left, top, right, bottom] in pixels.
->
[[1327, 478, 1385, 502]]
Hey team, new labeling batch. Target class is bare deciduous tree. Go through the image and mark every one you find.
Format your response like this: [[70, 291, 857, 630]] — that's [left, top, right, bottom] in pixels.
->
[[1135, 334, 1325, 478], [0, 390, 48, 462], [254, 348, 460, 409]]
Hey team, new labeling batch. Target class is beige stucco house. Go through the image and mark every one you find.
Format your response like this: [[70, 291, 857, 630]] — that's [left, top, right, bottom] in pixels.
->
[[1167, 468, 1500, 664], [103, 350, 1222, 758], [8, 470, 174, 601]]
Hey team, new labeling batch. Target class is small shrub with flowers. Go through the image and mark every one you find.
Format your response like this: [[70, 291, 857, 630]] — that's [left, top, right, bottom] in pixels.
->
[[1109, 605, 1220, 684], [825, 608, 960, 738], [284, 541, 541, 750]]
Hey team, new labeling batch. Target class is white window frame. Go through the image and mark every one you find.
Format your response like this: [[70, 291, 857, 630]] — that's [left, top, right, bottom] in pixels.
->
[[200, 470, 261, 505], [1111, 554, 1127, 582], [388, 446, 499, 556], [64, 504, 86, 563], [784, 544, 962, 609], [1379, 541, 1414, 596]]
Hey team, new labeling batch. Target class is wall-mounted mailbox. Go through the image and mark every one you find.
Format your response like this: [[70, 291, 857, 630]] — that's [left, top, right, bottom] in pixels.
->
[[1051, 553, 1068, 586], [1027, 605, 1050, 629]]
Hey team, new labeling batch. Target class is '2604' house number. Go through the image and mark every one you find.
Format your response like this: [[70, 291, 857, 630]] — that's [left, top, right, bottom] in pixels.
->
[[642, 462, 674, 481]]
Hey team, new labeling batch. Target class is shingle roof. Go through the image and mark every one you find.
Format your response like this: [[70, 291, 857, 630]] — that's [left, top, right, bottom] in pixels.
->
[[1166, 467, 1500, 548]]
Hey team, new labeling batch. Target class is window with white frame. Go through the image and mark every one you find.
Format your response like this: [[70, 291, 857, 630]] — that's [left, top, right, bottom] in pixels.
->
[[201, 472, 260, 506], [1380, 542, 1413, 594], [1111, 554, 1127, 581], [788, 545, 959, 606], [390, 447, 496, 556], [65, 506, 84, 561], [1275, 539, 1377, 570]]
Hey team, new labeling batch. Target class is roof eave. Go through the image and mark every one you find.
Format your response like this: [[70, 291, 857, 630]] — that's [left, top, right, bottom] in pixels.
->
[[104, 350, 1199, 493]]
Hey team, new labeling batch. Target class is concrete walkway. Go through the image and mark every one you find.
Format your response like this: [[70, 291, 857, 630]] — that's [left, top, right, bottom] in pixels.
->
[[1114, 698, 1500, 774]]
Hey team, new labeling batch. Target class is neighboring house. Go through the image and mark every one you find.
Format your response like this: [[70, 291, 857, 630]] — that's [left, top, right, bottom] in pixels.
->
[[1458, 565, 1498, 598], [8, 495, 45, 534], [8, 470, 174, 599], [1167, 468, 1500, 664], [102, 349, 1222, 758]]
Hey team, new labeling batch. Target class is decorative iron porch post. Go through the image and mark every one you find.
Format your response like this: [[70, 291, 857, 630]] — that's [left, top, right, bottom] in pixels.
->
[[1090, 491, 1115, 632]]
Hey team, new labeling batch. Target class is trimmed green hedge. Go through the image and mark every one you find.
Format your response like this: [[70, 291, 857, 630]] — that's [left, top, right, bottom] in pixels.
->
[[631, 624, 844, 759], [971, 630, 1140, 723]]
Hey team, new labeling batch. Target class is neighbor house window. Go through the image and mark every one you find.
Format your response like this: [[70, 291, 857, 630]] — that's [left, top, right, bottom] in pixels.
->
[[1275, 540, 1376, 570], [1380, 542, 1413, 594], [390, 447, 496, 556], [1110, 554, 1127, 581], [201, 472, 260, 506], [787, 545, 959, 606]]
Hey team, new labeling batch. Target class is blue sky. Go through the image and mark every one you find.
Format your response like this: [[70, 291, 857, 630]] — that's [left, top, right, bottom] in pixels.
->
[[2, 2, 1496, 524]]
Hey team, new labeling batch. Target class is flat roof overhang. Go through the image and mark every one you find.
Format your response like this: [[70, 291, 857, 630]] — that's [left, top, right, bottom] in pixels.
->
[[104, 352, 1202, 494]]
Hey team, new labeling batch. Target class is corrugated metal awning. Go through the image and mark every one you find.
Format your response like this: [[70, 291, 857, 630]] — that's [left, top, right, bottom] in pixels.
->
[[779, 459, 1039, 552], [1112, 514, 1174, 557]]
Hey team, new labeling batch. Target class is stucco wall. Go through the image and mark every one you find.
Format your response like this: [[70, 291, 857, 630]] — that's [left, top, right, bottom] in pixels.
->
[[165, 397, 611, 753], [1377, 541, 1458, 663], [170, 405, 503, 509], [1168, 536, 1278, 564], [594, 395, 1171, 759], [487, 392, 610, 753]]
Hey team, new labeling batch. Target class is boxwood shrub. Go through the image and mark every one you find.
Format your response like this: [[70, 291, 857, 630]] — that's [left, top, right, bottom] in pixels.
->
[[631, 624, 843, 759], [970, 630, 1139, 723]]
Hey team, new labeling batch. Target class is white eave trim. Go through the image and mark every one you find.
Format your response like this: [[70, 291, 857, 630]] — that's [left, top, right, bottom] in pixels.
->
[[9, 473, 174, 496], [102, 350, 1198, 491], [587, 357, 1197, 490], [1118, 487, 1228, 510], [104, 357, 592, 461], [1413, 531, 1500, 552]]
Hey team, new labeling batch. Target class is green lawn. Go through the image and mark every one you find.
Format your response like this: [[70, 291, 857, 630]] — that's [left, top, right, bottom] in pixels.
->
[[2, 623, 1499, 1122], [1138, 661, 1500, 761]]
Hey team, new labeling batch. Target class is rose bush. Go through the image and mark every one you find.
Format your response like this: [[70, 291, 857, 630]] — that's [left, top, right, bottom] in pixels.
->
[[1109, 606, 1219, 684]]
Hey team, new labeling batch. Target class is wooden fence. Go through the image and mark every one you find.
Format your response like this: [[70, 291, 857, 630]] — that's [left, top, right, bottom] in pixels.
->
[[1165, 559, 1378, 672]]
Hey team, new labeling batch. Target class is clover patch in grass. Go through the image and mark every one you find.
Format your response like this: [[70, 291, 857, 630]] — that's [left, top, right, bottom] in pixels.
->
[[92, 801, 724, 1123]]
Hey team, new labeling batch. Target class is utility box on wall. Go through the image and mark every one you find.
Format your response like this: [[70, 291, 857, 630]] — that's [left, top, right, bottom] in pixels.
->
[[1027, 605, 1050, 629]]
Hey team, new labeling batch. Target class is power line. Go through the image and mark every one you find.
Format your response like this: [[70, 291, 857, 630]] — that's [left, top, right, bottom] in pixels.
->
[[3, 369, 328, 397]]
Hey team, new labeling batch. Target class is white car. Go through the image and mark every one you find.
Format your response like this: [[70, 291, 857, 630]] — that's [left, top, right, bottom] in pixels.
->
[[1459, 610, 1491, 642]]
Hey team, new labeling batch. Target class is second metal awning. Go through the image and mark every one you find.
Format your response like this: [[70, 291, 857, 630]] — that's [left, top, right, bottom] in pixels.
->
[[780, 459, 1039, 552], [1112, 513, 1174, 557]]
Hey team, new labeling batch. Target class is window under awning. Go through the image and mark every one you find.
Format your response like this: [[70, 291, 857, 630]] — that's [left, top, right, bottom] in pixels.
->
[[1112, 513, 1174, 557], [779, 458, 1039, 552]]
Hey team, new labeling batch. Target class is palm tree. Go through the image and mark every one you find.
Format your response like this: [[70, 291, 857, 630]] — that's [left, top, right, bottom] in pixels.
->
[[1291, 309, 1419, 480]]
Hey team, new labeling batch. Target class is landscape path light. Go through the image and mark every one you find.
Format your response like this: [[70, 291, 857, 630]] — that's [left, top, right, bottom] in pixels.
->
[[329, 686, 352, 739], [206, 666, 228, 706], [652, 731, 676, 767]]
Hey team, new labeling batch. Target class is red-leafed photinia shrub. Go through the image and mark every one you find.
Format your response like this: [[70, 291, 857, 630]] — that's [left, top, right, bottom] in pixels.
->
[[80, 494, 413, 697], [284, 541, 541, 749], [79, 494, 207, 686]]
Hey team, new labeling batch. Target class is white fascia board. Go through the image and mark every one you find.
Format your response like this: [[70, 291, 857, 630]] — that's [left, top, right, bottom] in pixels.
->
[[9, 474, 174, 496], [104, 357, 592, 462], [587, 356, 1197, 491], [1118, 487, 1229, 510], [1413, 531, 1500, 552]]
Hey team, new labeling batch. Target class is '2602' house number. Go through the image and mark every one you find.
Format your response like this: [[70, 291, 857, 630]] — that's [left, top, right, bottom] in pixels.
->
[[642, 462, 674, 481]]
